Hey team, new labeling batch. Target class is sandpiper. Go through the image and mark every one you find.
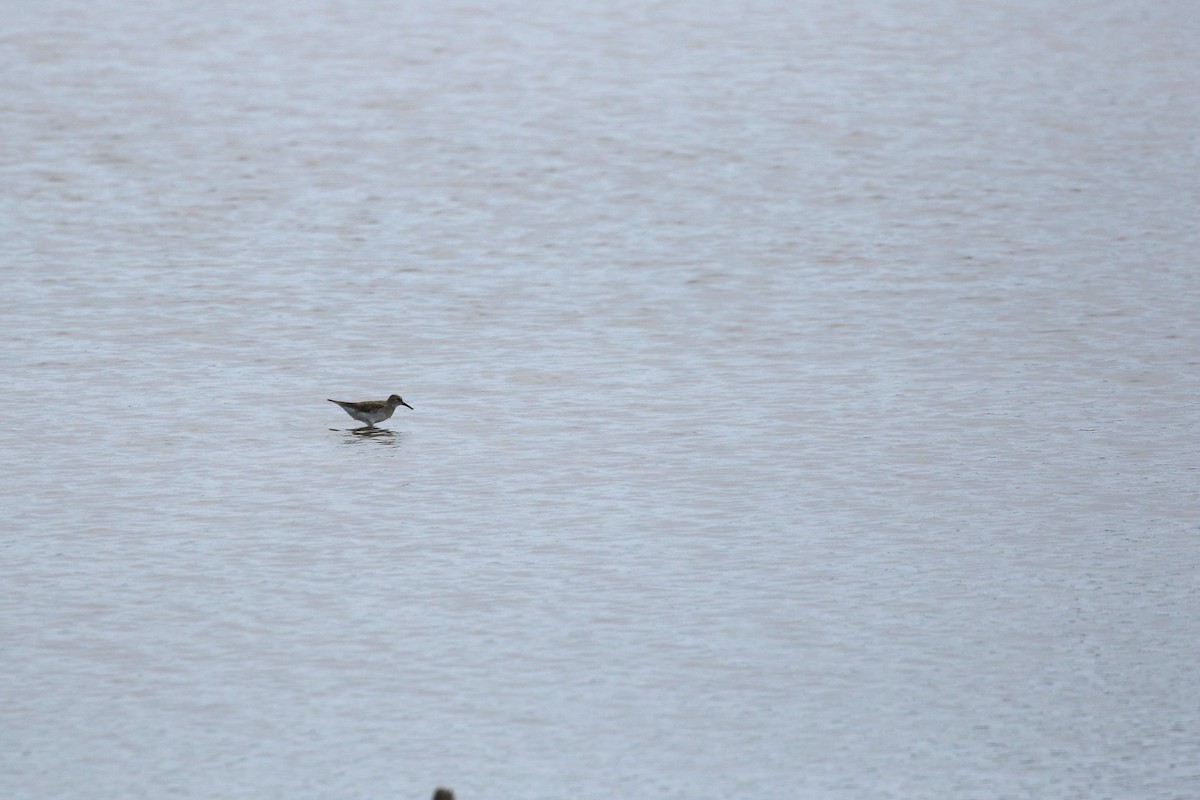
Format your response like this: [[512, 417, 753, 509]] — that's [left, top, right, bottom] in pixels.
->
[[327, 394, 412, 427], [432, 790, 455, 800]]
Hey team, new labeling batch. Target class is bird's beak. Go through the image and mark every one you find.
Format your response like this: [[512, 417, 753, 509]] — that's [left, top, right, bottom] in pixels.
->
[[401, 400, 414, 410]]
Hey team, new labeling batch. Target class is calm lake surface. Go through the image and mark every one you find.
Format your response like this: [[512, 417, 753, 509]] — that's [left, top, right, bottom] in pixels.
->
[[2, 1, 1197, 798]]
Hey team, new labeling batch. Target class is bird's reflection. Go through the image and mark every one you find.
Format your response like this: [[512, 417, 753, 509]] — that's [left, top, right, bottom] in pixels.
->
[[331, 426, 403, 446]]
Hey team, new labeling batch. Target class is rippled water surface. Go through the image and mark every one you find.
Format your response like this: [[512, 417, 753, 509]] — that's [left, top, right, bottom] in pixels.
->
[[3, 1, 1198, 798]]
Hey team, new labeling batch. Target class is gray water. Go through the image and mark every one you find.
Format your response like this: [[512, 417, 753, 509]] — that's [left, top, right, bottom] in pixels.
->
[[2, 1, 1198, 798]]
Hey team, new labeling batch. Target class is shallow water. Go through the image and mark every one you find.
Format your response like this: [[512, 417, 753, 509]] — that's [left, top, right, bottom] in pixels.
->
[[2, 1, 1198, 798]]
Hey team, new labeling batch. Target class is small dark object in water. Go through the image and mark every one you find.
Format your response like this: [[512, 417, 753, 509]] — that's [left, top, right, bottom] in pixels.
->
[[327, 394, 413, 427], [432, 789, 455, 800]]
